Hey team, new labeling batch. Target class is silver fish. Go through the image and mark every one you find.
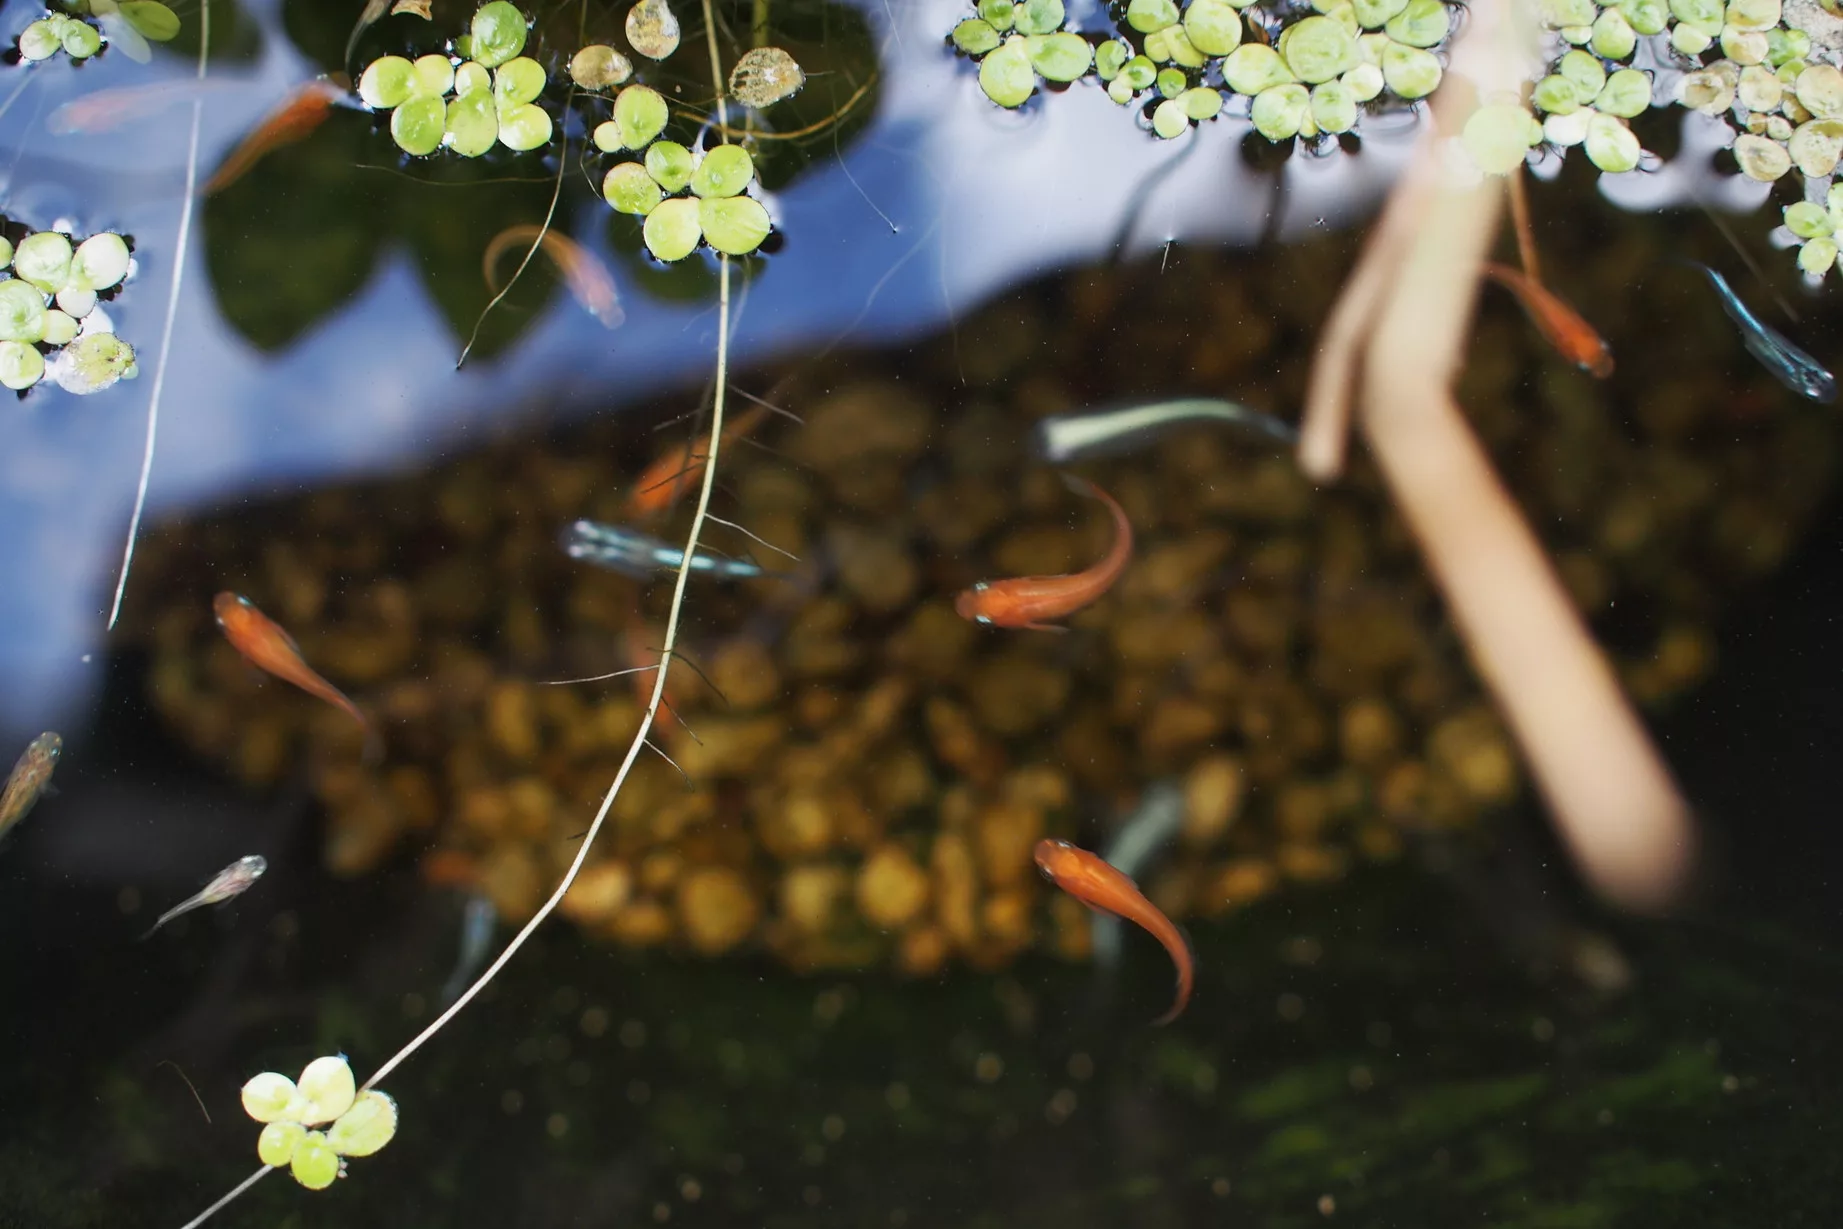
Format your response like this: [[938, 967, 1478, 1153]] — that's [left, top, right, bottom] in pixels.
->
[[562, 518, 766, 580], [1091, 780, 1186, 971], [440, 894, 498, 1005], [1688, 263, 1837, 404], [0, 732, 61, 841], [141, 855, 267, 939], [1035, 398, 1298, 464]]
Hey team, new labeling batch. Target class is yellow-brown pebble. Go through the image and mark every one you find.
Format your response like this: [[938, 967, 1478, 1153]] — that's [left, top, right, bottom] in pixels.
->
[[1182, 754, 1246, 847], [677, 867, 760, 955], [856, 845, 931, 931]]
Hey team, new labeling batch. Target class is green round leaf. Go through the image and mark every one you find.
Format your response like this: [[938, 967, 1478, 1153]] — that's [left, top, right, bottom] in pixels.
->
[[240, 1072, 298, 1123], [445, 91, 499, 156], [1624, 0, 1668, 34], [592, 121, 625, 152], [643, 197, 703, 261], [290, 1132, 340, 1190], [359, 56, 415, 109], [1182, 85, 1224, 120], [979, 0, 1015, 30], [1014, 0, 1066, 36], [1797, 65, 1843, 119], [979, 36, 1035, 108], [1277, 15, 1358, 84], [1185, 0, 1244, 53], [1583, 111, 1642, 173], [327, 1091, 399, 1158], [1127, 0, 1180, 33], [1557, 48, 1606, 96], [1532, 73, 1580, 114], [0, 341, 43, 391], [257, 1121, 305, 1168], [1797, 236, 1839, 275], [1789, 119, 1843, 177], [120, 1, 180, 40], [691, 144, 755, 197], [454, 61, 492, 96], [13, 233, 71, 295], [391, 95, 447, 155], [1251, 82, 1310, 140], [1461, 101, 1537, 173], [1589, 7, 1635, 60], [1152, 97, 1190, 138], [51, 331, 135, 394], [1594, 67, 1652, 116], [1223, 43, 1295, 94], [603, 162, 663, 214], [699, 195, 771, 255], [1120, 54, 1158, 90], [1381, 42, 1441, 98], [1156, 66, 1188, 98], [1382, 0, 1450, 47], [645, 140, 695, 191], [613, 84, 669, 149], [1028, 32, 1093, 81], [1343, 62, 1385, 101], [40, 309, 77, 346], [494, 56, 546, 107], [571, 44, 633, 90], [71, 232, 130, 292], [470, 1, 528, 69], [55, 285, 95, 319], [61, 19, 103, 58], [1095, 38, 1130, 79], [496, 102, 552, 151], [1310, 79, 1359, 132], [410, 53, 454, 99], [952, 18, 1001, 55], [19, 19, 62, 61], [1352, 0, 1410, 27], [1786, 200, 1835, 238]]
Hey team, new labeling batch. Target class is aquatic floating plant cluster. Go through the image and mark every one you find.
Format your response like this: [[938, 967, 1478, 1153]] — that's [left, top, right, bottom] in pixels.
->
[[0, 225, 136, 394], [598, 109, 774, 260], [357, 1, 553, 155], [951, 0, 1452, 139], [17, 1, 180, 64], [240, 1056, 397, 1190]]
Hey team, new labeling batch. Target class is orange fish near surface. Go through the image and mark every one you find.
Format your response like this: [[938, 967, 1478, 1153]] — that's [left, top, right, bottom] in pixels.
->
[[204, 77, 348, 196], [1481, 261, 1614, 379], [955, 475, 1133, 630], [627, 403, 771, 518], [213, 592, 377, 757], [1034, 838, 1194, 1025], [483, 225, 624, 328]]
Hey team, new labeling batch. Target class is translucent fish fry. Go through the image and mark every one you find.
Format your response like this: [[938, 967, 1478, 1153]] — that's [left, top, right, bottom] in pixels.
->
[[0, 732, 61, 841], [142, 855, 268, 939]]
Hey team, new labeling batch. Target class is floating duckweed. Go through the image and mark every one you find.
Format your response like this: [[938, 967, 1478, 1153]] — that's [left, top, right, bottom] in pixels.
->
[[326, 1091, 399, 1158], [603, 162, 663, 214], [469, 1, 528, 69], [1721, 27, 1769, 64], [494, 57, 546, 108], [699, 195, 772, 254], [0, 341, 44, 391], [1672, 21, 1715, 52], [1352, 0, 1410, 24], [1796, 236, 1839, 274], [1558, 23, 1594, 42], [0, 281, 42, 342], [626, 0, 682, 60], [1119, 54, 1159, 91], [1595, 68, 1652, 116], [445, 91, 499, 156], [0, 238, 12, 269], [612, 85, 670, 148], [645, 141, 695, 192], [979, 36, 1036, 107], [691, 144, 754, 197], [1533, 74, 1582, 113], [1463, 102, 1539, 173], [1590, 7, 1637, 58], [1343, 61, 1385, 101], [1014, 0, 1066, 36], [730, 46, 806, 106], [13, 232, 72, 295], [241, 1071, 297, 1122], [56, 286, 96, 319], [360, 56, 416, 109], [71, 234, 129, 293], [1789, 119, 1843, 176], [61, 19, 102, 58], [1583, 111, 1641, 171], [979, 0, 1014, 30], [1625, 0, 1669, 33], [1029, 32, 1094, 81], [1156, 66, 1188, 97], [592, 121, 625, 153], [1764, 113, 1794, 140], [1152, 97, 1191, 137], [454, 61, 492, 96], [18, 19, 63, 61], [1146, 24, 1209, 67], [642, 197, 703, 261], [1381, 42, 1442, 98], [1785, 199, 1834, 237], [1727, 0, 1782, 28], [1737, 64, 1783, 111], [1185, 0, 1244, 53], [1732, 131, 1792, 178], [1251, 82, 1311, 140], [1127, 0, 1181, 33], [1541, 0, 1597, 25], [497, 103, 551, 150], [391, 95, 447, 155], [290, 1132, 340, 1191], [1796, 65, 1843, 118], [257, 1121, 306, 1168], [52, 331, 136, 394], [411, 53, 455, 98], [121, 2, 182, 41], [1766, 27, 1809, 65], [1223, 43, 1295, 94], [1681, 65, 1736, 112], [1279, 15, 1360, 84], [954, 18, 1002, 54], [1544, 106, 1593, 145], [1183, 85, 1225, 119], [1384, 0, 1451, 45], [1095, 38, 1131, 79], [1311, 79, 1359, 132], [40, 310, 78, 347], [571, 44, 634, 90], [296, 1056, 358, 1125]]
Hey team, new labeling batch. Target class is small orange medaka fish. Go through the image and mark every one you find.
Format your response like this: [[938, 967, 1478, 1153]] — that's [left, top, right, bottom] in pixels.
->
[[1034, 838, 1194, 1025]]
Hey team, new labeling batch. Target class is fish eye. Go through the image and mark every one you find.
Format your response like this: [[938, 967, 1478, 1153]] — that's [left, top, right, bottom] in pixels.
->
[[972, 581, 988, 592], [975, 614, 991, 625]]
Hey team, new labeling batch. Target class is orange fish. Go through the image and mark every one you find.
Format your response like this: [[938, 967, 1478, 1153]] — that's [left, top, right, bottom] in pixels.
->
[[204, 77, 348, 196], [483, 224, 623, 328], [213, 592, 377, 757], [1482, 261, 1614, 379], [47, 79, 244, 136], [1034, 838, 1194, 1025], [627, 403, 771, 518], [955, 475, 1133, 630]]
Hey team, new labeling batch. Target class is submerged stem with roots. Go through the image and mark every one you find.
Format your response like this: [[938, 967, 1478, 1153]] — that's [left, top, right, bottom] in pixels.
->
[[176, 2, 745, 1222]]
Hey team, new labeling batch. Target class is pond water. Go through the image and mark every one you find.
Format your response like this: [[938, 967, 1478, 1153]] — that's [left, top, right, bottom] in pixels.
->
[[3, 0, 1842, 1225]]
